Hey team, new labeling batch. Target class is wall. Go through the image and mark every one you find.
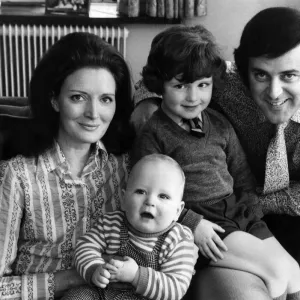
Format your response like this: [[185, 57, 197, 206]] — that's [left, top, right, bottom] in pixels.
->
[[126, 0, 300, 83]]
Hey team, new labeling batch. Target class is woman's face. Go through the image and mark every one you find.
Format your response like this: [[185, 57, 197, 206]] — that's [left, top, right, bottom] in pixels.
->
[[53, 67, 116, 148]]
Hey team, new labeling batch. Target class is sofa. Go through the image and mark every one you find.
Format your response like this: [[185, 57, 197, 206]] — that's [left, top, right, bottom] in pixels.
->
[[0, 97, 32, 160]]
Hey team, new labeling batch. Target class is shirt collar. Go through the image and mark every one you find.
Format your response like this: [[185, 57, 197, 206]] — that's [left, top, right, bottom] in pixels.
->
[[178, 113, 203, 128]]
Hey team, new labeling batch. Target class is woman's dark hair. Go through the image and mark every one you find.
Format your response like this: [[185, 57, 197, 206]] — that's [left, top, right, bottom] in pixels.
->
[[28, 32, 134, 156], [142, 25, 226, 95], [234, 7, 300, 88]]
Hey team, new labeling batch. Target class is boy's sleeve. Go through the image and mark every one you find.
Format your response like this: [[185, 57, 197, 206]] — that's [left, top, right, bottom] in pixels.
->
[[178, 209, 203, 233], [225, 123, 263, 217], [134, 226, 197, 300]]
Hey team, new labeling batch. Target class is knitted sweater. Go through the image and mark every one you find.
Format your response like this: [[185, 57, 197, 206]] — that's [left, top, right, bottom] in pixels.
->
[[132, 108, 258, 228]]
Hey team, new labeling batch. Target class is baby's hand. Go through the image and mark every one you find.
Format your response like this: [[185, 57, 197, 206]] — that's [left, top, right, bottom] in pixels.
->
[[194, 219, 228, 262], [105, 256, 138, 283], [91, 264, 111, 288]]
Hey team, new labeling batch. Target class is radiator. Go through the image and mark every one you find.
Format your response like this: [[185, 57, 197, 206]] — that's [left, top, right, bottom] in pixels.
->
[[0, 24, 129, 98]]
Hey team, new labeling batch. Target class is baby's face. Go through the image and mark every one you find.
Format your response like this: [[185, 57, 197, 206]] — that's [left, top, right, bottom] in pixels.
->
[[122, 160, 184, 234], [161, 75, 213, 123]]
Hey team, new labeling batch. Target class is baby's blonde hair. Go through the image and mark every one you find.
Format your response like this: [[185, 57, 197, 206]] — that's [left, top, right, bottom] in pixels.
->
[[131, 154, 186, 187]]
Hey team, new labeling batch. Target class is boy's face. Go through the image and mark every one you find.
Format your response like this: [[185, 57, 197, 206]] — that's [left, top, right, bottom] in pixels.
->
[[122, 160, 184, 234], [248, 43, 300, 124], [161, 75, 213, 123]]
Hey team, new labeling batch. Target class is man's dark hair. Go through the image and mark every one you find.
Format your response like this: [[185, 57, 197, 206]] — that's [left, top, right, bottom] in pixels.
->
[[234, 7, 300, 87]]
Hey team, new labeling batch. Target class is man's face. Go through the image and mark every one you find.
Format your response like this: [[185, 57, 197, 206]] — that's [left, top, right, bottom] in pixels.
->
[[248, 44, 300, 124]]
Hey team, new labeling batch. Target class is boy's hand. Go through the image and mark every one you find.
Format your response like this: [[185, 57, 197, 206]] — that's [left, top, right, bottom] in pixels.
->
[[105, 256, 138, 283], [91, 265, 111, 288], [194, 219, 228, 262]]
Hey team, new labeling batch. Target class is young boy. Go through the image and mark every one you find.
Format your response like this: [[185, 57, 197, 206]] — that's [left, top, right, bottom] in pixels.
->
[[62, 154, 197, 300], [132, 25, 300, 300]]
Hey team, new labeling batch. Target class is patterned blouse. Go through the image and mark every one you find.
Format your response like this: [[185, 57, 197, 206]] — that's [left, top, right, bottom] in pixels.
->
[[0, 141, 130, 300], [134, 62, 300, 216]]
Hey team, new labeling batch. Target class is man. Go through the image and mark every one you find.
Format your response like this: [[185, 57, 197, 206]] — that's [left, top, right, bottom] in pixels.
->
[[131, 7, 300, 300]]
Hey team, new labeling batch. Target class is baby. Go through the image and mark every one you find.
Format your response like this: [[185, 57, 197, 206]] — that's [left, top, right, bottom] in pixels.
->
[[63, 154, 197, 300]]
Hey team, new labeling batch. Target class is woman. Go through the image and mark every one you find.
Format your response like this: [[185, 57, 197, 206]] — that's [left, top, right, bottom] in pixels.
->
[[0, 32, 134, 300]]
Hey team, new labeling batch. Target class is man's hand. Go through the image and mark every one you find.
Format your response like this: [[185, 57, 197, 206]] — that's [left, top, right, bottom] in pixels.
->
[[130, 98, 160, 134], [105, 256, 139, 283], [92, 265, 111, 289], [194, 219, 228, 262]]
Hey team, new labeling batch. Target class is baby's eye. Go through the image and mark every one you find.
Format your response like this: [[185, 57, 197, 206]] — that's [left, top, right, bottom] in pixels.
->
[[71, 94, 85, 102], [159, 193, 170, 200], [135, 189, 146, 195]]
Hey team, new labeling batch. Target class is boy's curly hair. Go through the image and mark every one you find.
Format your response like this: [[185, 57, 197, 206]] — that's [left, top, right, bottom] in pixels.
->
[[142, 25, 226, 95]]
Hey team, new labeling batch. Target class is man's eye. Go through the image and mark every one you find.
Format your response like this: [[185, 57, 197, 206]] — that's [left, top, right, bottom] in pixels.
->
[[71, 95, 85, 102], [159, 194, 170, 200], [135, 189, 146, 195], [282, 74, 298, 82], [254, 72, 267, 81]]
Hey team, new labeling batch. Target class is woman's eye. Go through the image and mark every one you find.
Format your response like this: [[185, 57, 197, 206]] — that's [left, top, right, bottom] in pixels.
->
[[159, 194, 170, 200], [101, 97, 114, 104], [70, 94, 85, 102]]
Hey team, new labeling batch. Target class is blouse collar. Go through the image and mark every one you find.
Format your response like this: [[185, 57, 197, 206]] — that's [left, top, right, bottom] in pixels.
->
[[36, 140, 108, 182]]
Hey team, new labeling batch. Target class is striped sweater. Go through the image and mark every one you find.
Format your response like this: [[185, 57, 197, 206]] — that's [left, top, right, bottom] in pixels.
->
[[74, 210, 197, 300]]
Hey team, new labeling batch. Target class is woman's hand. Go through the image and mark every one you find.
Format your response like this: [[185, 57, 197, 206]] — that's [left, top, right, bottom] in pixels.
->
[[54, 268, 85, 298], [194, 219, 228, 262]]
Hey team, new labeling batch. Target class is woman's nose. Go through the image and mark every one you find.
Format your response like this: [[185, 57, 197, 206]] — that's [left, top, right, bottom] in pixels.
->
[[85, 99, 98, 119]]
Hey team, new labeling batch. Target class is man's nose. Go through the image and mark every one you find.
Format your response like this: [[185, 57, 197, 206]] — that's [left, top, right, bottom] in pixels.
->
[[268, 78, 283, 100]]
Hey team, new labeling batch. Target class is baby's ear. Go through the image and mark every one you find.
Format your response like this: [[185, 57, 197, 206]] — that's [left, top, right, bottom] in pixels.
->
[[175, 201, 185, 221]]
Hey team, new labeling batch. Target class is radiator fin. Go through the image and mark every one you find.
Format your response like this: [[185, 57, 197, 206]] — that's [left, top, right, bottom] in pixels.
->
[[0, 24, 129, 97]]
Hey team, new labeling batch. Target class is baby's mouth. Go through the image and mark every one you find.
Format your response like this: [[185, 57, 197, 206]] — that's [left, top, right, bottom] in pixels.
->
[[140, 212, 154, 219]]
